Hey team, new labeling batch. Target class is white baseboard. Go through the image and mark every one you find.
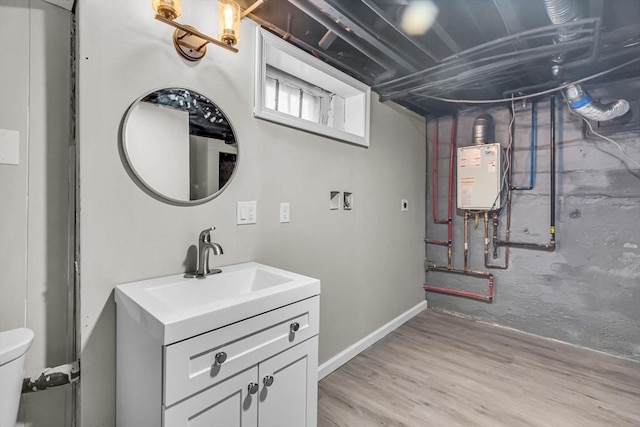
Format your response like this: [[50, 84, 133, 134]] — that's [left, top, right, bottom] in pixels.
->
[[318, 300, 428, 380]]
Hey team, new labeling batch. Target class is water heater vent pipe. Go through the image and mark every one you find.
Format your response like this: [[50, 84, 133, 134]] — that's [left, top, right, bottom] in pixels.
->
[[472, 114, 494, 145]]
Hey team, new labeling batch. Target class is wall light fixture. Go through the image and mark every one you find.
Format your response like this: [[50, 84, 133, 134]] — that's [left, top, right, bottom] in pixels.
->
[[152, 0, 265, 61]]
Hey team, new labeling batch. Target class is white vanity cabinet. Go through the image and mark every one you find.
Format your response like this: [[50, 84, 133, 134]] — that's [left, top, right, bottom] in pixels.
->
[[164, 337, 317, 427], [115, 262, 321, 427]]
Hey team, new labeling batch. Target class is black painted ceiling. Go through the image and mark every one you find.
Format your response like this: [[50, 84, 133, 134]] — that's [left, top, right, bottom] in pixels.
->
[[239, 0, 640, 117]]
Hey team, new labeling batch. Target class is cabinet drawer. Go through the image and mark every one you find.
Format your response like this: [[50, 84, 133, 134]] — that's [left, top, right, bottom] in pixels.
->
[[163, 296, 319, 406]]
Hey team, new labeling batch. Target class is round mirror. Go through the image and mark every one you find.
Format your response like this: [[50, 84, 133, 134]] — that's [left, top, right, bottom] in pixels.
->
[[121, 87, 238, 205]]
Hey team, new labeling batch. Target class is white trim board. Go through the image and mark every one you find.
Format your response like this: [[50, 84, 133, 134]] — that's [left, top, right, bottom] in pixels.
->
[[318, 300, 428, 380]]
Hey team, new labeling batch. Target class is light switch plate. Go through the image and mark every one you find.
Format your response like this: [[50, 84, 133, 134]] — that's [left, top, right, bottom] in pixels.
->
[[0, 129, 20, 165], [401, 199, 409, 212], [280, 203, 290, 223], [237, 201, 257, 225]]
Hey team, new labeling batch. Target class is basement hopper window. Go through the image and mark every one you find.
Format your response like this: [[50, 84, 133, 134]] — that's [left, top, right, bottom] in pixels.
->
[[264, 67, 332, 125], [255, 28, 371, 147]]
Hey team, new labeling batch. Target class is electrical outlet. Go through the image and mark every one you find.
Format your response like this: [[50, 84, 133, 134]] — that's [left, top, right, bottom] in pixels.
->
[[280, 203, 290, 223], [237, 201, 257, 225], [401, 199, 409, 212]]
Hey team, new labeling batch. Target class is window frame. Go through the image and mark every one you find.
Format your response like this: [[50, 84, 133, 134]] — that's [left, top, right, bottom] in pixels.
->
[[254, 28, 371, 147], [265, 66, 330, 124]]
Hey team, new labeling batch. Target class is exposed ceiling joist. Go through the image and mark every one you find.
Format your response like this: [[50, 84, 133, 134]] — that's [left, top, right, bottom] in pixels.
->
[[359, 0, 440, 63], [430, 22, 461, 56], [241, 0, 640, 117], [288, 0, 417, 74]]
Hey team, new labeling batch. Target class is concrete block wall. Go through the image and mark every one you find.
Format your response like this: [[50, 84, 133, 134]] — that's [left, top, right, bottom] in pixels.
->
[[425, 88, 640, 360]]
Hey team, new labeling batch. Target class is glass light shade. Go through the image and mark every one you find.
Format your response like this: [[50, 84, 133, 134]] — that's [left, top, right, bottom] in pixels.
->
[[152, 0, 181, 20], [218, 0, 241, 46]]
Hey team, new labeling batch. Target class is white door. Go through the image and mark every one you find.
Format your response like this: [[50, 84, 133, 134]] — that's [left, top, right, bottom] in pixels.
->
[[258, 337, 318, 427], [163, 367, 259, 427]]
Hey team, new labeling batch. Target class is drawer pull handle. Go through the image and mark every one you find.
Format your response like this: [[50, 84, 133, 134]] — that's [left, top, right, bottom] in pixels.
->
[[263, 375, 274, 387], [290, 322, 300, 333], [214, 351, 227, 365], [248, 382, 259, 395]]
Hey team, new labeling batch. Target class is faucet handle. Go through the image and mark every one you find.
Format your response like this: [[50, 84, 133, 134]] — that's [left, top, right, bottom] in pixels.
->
[[199, 227, 215, 242]]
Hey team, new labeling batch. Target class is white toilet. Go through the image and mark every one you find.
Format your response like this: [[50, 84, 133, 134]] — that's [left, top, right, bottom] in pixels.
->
[[0, 328, 34, 427]]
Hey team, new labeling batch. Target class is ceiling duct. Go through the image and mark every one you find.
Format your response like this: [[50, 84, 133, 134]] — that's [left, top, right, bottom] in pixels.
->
[[543, 0, 582, 42], [543, 0, 630, 121], [564, 85, 630, 122]]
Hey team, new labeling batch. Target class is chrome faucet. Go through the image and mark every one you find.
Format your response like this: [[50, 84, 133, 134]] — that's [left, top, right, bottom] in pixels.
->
[[185, 227, 223, 278]]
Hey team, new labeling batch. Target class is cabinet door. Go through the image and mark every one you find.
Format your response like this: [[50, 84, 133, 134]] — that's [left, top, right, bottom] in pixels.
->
[[163, 367, 259, 427], [258, 337, 318, 427]]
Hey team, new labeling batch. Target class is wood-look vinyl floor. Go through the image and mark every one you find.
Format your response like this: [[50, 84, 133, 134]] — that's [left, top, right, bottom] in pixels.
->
[[317, 309, 640, 427]]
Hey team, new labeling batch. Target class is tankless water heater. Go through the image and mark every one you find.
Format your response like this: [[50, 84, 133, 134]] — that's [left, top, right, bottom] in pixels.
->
[[456, 143, 503, 211]]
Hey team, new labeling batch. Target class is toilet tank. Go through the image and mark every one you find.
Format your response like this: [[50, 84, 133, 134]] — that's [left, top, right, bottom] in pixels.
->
[[0, 328, 34, 427]]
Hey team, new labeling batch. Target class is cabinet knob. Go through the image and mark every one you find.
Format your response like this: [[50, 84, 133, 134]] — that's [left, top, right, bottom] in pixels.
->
[[290, 322, 300, 333], [263, 375, 274, 387], [214, 351, 227, 365], [247, 382, 259, 395]]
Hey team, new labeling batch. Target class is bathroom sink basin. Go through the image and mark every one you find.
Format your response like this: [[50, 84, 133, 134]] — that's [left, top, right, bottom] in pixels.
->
[[147, 267, 294, 308], [115, 262, 320, 344]]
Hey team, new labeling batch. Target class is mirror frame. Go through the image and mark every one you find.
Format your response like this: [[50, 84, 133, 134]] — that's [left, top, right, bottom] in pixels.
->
[[120, 87, 239, 206]]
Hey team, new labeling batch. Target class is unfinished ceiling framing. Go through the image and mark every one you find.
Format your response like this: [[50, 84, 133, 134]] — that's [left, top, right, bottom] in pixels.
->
[[239, 0, 640, 117]]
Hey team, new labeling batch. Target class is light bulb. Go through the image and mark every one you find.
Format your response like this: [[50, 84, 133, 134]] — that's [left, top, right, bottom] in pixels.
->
[[223, 5, 234, 31], [152, 0, 181, 20], [218, 0, 240, 46], [401, 1, 438, 36]]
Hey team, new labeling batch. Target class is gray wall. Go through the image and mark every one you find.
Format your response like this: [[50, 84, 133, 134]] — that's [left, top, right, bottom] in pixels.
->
[[426, 94, 640, 359], [0, 1, 73, 425], [77, 1, 426, 425]]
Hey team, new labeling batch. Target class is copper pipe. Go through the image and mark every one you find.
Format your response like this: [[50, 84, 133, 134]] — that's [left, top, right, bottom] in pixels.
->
[[447, 116, 456, 267], [423, 285, 493, 302], [426, 239, 449, 246], [491, 211, 499, 259], [425, 267, 494, 302], [427, 116, 456, 264], [484, 212, 491, 264], [511, 101, 536, 190], [427, 116, 452, 253], [485, 212, 508, 269], [550, 96, 557, 245], [463, 211, 469, 271], [425, 115, 494, 303], [432, 119, 449, 224]]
